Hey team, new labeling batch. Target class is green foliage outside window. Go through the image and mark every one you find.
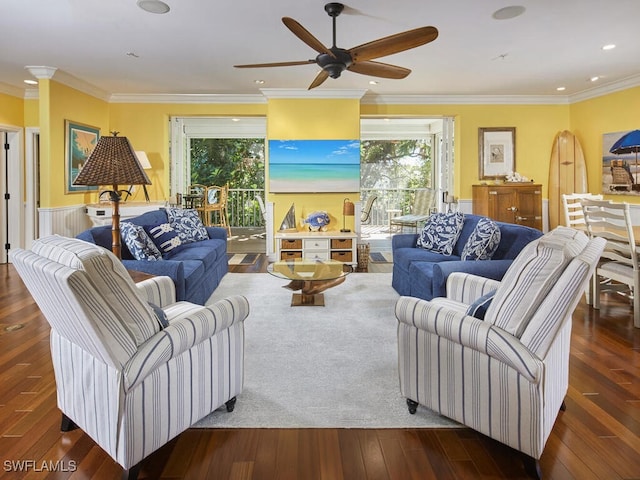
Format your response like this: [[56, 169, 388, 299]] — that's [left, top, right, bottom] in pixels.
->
[[190, 138, 265, 189]]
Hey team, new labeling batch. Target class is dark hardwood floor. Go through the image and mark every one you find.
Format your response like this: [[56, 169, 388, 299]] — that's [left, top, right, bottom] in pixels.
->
[[1, 258, 639, 479]]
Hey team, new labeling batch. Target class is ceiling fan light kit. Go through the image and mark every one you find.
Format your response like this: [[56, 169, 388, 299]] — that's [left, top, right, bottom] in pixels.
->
[[234, 2, 438, 90], [137, 0, 170, 14]]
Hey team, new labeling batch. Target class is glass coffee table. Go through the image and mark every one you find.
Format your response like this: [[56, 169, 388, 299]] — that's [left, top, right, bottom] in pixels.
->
[[267, 258, 350, 306]]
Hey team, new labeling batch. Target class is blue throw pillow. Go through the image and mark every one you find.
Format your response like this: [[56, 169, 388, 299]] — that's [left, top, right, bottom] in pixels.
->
[[144, 223, 183, 254], [165, 208, 209, 243], [148, 302, 169, 329], [461, 217, 501, 261], [120, 222, 162, 261], [416, 212, 465, 256], [466, 290, 496, 320]]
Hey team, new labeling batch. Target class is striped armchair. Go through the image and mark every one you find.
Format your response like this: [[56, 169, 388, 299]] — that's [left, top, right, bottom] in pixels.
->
[[10, 235, 249, 479], [396, 227, 605, 478]]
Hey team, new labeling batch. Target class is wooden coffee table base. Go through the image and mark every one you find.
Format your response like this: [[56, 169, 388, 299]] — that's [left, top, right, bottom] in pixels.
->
[[283, 276, 346, 307], [291, 293, 325, 306]]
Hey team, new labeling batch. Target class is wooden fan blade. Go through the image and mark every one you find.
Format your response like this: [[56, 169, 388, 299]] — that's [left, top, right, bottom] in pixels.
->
[[308, 70, 330, 90], [282, 17, 336, 58], [234, 60, 316, 68], [348, 60, 411, 79], [350, 26, 438, 62]]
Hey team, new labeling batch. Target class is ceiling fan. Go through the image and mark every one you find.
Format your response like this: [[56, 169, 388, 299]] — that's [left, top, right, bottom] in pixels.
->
[[234, 2, 439, 90]]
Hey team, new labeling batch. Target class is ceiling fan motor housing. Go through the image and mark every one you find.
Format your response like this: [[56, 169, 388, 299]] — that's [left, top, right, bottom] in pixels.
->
[[317, 48, 352, 78]]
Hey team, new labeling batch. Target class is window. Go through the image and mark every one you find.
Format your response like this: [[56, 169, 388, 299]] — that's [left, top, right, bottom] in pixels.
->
[[171, 117, 267, 227], [360, 117, 454, 222]]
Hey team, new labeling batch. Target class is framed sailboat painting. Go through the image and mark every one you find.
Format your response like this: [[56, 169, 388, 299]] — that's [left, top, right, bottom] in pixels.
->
[[269, 139, 361, 193]]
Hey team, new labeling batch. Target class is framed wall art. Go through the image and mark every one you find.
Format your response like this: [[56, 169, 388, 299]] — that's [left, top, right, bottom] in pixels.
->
[[478, 127, 516, 179], [602, 129, 640, 195], [65, 120, 100, 193], [269, 139, 361, 193]]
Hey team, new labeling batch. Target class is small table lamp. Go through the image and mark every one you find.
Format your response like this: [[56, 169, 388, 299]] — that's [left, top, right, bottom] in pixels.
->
[[341, 198, 355, 232], [73, 132, 151, 259]]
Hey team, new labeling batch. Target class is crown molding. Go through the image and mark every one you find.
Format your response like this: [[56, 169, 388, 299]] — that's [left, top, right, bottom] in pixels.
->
[[568, 73, 640, 103], [24, 66, 57, 79], [0, 82, 24, 98], [53, 70, 110, 101], [260, 88, 367, 99], [108, 93, 266, 104], [361, 94, 570, 105]]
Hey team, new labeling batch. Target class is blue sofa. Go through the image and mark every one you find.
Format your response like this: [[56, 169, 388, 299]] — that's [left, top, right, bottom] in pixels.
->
[[392, 213, 543, 301], [77, 209, 228, 305]]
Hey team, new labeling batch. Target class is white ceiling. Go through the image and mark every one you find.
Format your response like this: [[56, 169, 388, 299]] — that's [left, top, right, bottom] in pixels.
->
[[2, 0, 639, 100]]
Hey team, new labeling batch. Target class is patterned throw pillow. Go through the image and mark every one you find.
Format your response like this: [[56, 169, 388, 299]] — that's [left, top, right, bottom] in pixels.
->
[[416, 212, 465, 256], [165, 208, 209, 243], [461, 217, 502, 261], [144, 223, 183, 254], [120, 222, 162, 261]]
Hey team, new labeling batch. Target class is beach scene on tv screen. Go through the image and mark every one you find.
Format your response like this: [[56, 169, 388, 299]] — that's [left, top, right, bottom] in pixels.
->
[[269, 139, 361, 192]]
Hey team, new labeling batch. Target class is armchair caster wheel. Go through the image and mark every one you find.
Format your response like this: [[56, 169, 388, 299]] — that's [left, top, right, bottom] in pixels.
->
[[225, 397, 237, 412], [406, 398, 418, 414]]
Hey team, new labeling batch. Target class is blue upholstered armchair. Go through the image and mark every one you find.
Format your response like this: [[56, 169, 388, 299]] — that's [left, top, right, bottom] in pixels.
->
[[10, 235, 249, 479], [395, 227, 605, 478]]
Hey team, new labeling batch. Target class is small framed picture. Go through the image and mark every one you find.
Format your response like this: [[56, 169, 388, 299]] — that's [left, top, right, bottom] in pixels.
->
[[65, 120, 100, 193], [479, 127, 516, 179]]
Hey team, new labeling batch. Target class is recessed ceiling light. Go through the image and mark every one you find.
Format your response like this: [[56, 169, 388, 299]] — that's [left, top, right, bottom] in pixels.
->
[[137, 0, 170, 14], [492, 6, 526, 20], [556, 86, 566, 91], [232, 118, 240, 122], [602, 44, 616, 51], [23, 79, 38, 85], [254, 79, 265, 84], [369, 80, 379, 85], [590, 76, 600, 82]]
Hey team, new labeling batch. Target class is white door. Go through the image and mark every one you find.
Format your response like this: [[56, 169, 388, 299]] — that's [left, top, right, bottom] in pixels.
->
[[0, 127, 24, 263]]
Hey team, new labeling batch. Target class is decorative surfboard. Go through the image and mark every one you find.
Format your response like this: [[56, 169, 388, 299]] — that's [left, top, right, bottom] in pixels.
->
[[548, 130, 588, 229]]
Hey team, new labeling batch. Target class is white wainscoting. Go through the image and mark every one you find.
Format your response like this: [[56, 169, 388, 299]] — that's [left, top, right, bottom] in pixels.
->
[[38, 205, 92, 238]]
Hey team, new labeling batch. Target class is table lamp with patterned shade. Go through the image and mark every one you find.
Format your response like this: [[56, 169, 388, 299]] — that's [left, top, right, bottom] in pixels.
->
[[73, 132, 151, 259]]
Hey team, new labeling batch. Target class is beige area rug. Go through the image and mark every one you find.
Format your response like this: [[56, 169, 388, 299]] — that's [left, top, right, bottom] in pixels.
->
[[194, 272, 458, 429]]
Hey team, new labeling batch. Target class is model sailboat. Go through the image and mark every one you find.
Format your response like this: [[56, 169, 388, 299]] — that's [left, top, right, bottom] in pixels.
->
[[279, 203, 297, 231]]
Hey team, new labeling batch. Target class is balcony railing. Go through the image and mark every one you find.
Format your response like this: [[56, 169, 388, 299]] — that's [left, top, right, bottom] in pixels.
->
[[225, 188, 427, 229]]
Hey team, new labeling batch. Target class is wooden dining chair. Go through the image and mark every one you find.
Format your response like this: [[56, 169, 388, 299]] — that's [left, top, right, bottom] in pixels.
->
[[582, 199, 640, 327], [202, 184, 231, 236]]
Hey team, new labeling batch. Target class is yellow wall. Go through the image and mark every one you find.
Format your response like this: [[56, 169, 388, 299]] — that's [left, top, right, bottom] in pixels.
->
[[361, 103, 570, 200], [267, 98, 361, 232], [0, 92, 24, 126], [37, 80, 110, 207], [24, 99, 39, 126], [570, 86, 640, 200], [108, 103, 266, 202]]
